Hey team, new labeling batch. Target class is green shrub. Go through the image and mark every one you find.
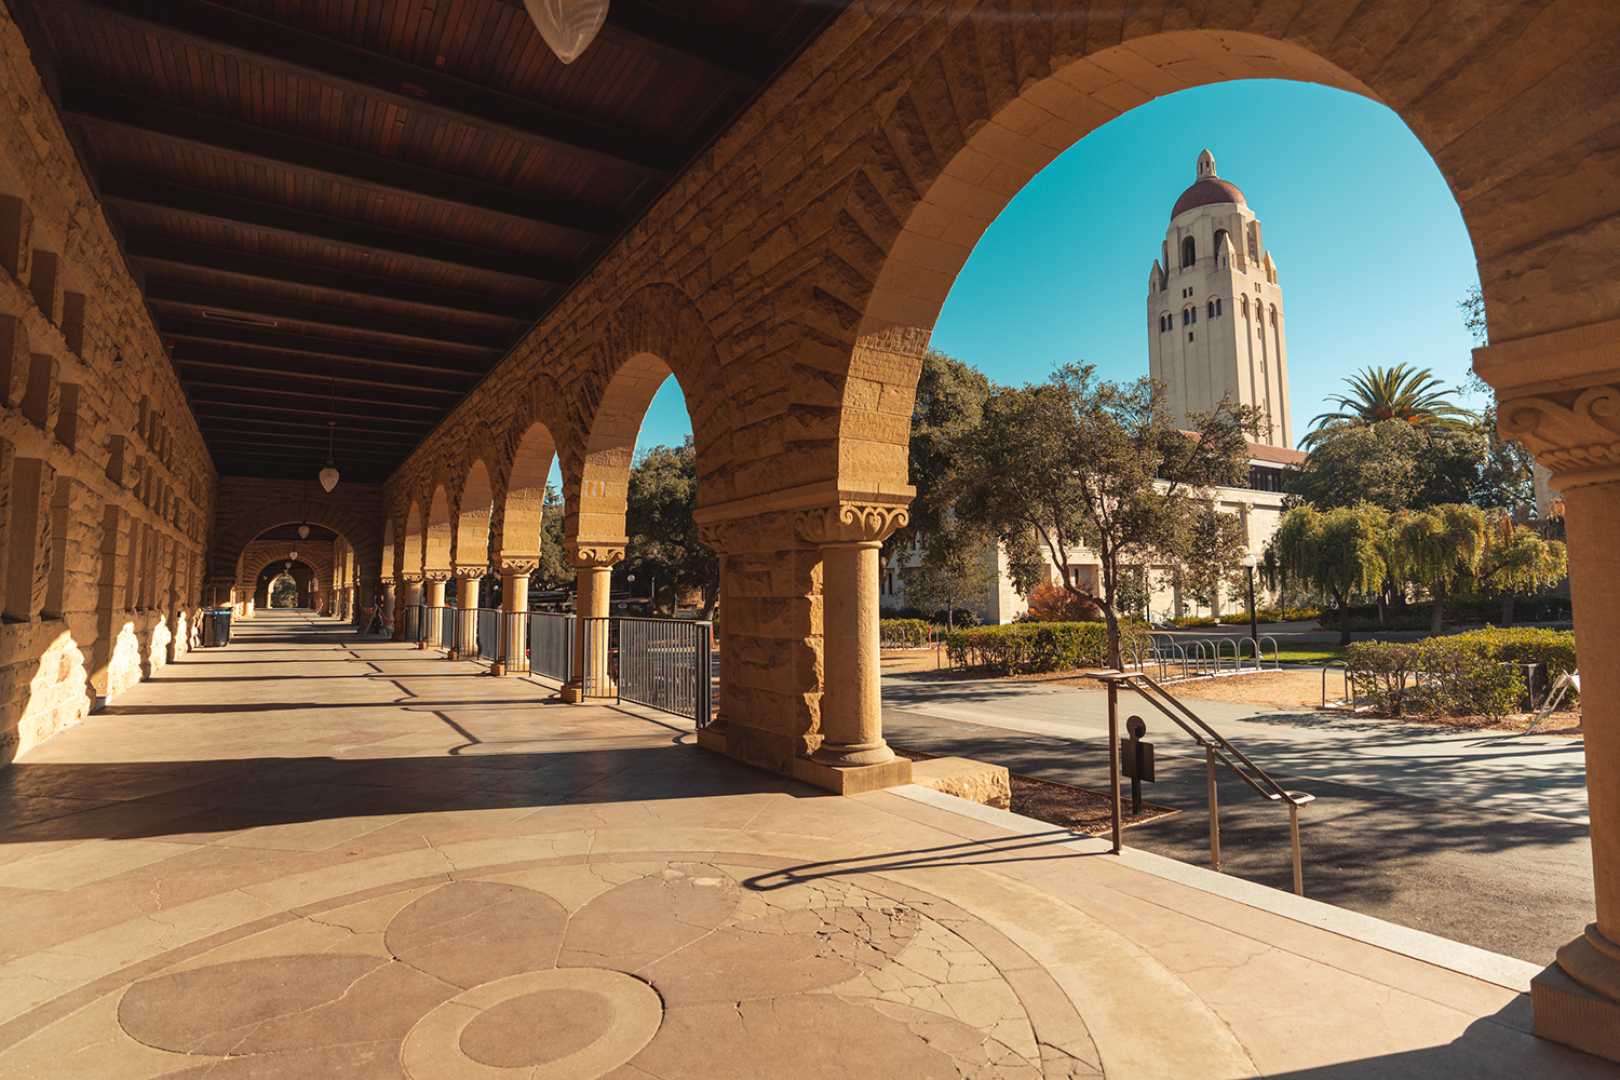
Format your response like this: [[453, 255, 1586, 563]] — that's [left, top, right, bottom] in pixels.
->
[[1345, 632, 1555, 718], [879, 618, 933, 648], [946, 622, 1148, 675], [1344, 641, 1422, 716], [1254, 606, 1323, 623], [1172, 614, 1219, 628]]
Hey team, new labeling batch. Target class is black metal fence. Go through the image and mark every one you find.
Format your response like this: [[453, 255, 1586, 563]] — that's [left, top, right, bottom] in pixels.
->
[[439, 604, 456, 650], [476, 607, 500, 663], [529, 612, 574, 681], [617, 617, 713, 725]]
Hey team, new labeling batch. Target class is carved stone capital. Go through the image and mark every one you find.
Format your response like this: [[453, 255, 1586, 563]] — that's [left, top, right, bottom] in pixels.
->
[[452, 565, 486, 579], [568, 545, 625, 570], [1499, 385, 1620, 490], [697, 521, 744, 555], [422, 569, 453, 583], [398, 572, 423, 584], [794, 501, 910, 547], [497, 558, 540, 576]]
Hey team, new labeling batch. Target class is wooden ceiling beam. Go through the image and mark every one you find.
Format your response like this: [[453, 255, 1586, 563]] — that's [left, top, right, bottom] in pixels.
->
[[205, 439, 400, 462], [69, 0, 684, 177], [159, 321, 489, 379], [146, 287, 510, 353], [184, 380, 445, 412], [173, 356, 468, 398], [101, 173, 573, 286], [191, 402, 436, 429], [196, 425, 419, 451], [125, 235, 538, 323], [64, 88, 619, 239]]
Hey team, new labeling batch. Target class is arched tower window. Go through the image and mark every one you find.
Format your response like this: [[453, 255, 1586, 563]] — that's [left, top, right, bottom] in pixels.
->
[[1213, 229, 1229, 266], [1180, 236, 1196, 268]]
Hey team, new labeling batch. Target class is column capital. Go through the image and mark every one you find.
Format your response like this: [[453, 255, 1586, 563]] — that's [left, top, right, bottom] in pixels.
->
[[568, 544, 624, 570], [794, 500, 909, 547], [422, 569, 452, 583], [1499, 385, 1620, 491], [452, 565, 486, 579], [399, 572, 423, 584], [497, 557, 540, 576]]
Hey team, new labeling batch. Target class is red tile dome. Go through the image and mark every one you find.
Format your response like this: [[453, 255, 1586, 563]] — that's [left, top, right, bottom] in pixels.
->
[[1171, 176, 1247, 218]]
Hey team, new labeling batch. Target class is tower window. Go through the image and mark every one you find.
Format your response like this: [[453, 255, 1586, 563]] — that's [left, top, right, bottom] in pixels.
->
[[1181, 236, 1196, 268], [1188, 332, 1194, 342], [1190, 306, 1197, 324]]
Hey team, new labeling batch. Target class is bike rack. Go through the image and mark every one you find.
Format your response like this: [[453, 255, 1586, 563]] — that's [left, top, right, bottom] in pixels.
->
[[1321, 659, 1353, 708]]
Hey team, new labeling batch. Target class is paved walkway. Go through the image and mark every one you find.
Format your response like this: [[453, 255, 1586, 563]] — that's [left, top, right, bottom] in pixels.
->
[[884, 672, 1594, 964], [0, 612, 1611, 1078]]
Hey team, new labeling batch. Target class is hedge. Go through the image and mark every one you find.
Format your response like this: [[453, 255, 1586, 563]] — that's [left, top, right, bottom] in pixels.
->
[[879, 618, 934, 648], [1344, 627, 1576, 718], [946, 622, 1148, 675]]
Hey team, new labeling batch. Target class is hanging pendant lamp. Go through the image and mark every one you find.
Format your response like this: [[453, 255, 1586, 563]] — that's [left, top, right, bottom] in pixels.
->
[[297, 522, 311, 540], [524, 0, 609, 64], [319, 376, 340, 492]]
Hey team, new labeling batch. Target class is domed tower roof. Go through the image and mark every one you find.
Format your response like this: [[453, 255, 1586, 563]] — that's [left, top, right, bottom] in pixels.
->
[[1171, 149, 1246, 218]]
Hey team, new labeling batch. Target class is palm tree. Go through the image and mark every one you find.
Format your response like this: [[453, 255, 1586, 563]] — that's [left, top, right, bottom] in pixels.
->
[[1302, 364, 1475, 448]]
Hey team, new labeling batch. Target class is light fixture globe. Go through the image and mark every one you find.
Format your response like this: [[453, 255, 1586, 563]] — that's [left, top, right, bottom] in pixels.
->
[[318, 466, 340, 493], [289, 550, 299, 562], [524, 0, 609, 64], [297, 523, 311, 540]]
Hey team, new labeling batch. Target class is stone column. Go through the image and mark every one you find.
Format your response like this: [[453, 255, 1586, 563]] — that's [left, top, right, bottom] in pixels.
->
[[422, 575, 448, 649], [453, 570, 481, 659], [561, 545, 622, 703], [494, 560, 535, 676], [395, 576, 421, 642], [1483, 327, 1620, 1063], [344, 586, 357, 623], [381, 581, 395, 627], [792, 501, 912, 793]]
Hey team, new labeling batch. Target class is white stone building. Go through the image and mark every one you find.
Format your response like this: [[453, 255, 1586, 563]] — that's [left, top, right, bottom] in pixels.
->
[[883, 150, 1304, 624]]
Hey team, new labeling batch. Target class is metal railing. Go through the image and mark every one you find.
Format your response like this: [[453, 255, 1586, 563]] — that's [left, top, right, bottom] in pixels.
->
[[475, 607, 500, 662], [439, 604, 457, 652], [1102, 669, 1314, 895], [402, 603, 421, 644], [617, 617, 713, 725], [528, 611, 574, 681], [578, 616, 616, 699]]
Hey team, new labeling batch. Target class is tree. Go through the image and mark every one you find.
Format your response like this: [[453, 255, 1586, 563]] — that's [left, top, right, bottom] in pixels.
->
[[901, 521, 995, 630], [890, 350, 993, 555], [1288, 419, 1484, 511], [625, 441, 719, 617], [536, 485, 570, 589], [1302, 364, 1476, 449], [1389, 503, 1486, 633], [1470, 515, 1568, 625], [956, 363, 1259, 667], [1459, 286, 1537, 511], [1175, 504, 1248, 618], [1272, 504, 1388, 644]]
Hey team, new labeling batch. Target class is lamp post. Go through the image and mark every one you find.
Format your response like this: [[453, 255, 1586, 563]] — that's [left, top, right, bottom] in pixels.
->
[[1242, 553, 1260, 656]]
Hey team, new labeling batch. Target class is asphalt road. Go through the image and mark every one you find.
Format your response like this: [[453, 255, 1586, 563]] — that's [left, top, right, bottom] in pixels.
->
[[882, 671, 1593, 965]]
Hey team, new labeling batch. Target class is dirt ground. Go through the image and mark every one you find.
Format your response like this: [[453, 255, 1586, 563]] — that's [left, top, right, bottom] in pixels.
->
[[891, 746, 1175, 835]]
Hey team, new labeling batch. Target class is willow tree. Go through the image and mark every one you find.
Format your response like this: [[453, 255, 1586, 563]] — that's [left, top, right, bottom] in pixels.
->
[[1473, 516, 1568, 625], [1271, 504, 1389, 644], [1391, 504, 1486, 633]]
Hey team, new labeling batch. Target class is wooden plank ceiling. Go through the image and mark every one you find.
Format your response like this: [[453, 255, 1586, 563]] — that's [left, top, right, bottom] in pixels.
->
[[14, 0, 844, 482]]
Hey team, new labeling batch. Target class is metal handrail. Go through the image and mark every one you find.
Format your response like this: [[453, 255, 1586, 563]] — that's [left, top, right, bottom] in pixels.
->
[[1101, 669, 1313, 895]]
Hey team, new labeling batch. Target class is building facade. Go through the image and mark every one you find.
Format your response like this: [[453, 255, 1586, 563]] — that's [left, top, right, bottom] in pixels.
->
[[883, 151, 1303, 624]]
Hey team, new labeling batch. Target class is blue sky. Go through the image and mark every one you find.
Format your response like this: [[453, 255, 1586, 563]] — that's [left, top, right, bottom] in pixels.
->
[[627, 78, 1482, 459]]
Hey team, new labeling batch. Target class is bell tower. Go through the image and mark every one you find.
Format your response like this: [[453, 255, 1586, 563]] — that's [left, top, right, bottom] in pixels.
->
[[1146, 150, 1292, 447]]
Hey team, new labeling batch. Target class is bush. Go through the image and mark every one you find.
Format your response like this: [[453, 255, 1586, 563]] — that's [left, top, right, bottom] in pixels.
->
[[1022, 582, 1100, 622], [946, 622, 1148, 675], [879, 618, 933, 648], [1254, 606, 1322, 623], [1343, 631, 1563, 718], [1172, 614, 1219, 627], [932, 607, 980, 629]]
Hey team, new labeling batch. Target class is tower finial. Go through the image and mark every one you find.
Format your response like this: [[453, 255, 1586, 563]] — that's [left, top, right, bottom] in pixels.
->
[[1196, 148, 1216, 179]]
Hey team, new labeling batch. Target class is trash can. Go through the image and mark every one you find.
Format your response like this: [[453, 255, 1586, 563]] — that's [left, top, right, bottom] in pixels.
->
[[204, 608, 233, 648]]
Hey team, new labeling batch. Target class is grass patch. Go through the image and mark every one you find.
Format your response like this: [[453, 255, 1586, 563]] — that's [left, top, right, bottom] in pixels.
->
[[1274, 647, 1346, 664]]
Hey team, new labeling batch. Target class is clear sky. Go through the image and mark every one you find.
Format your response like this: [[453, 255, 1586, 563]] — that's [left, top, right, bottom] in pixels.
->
[[624, 78, 1483, 462]]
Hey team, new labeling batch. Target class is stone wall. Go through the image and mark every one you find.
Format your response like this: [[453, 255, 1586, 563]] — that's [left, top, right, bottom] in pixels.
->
[[0, 10, 215, 763]]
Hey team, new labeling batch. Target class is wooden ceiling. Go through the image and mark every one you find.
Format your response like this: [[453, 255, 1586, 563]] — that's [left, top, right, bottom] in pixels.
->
[[13, 0, 844, 482]]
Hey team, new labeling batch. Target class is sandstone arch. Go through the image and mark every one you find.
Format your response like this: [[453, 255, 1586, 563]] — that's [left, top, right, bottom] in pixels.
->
[[493, 415, 560, 568], [402, 500, 425, 581], [453, 457, 495, 573], [423, 485, 453, 577]]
